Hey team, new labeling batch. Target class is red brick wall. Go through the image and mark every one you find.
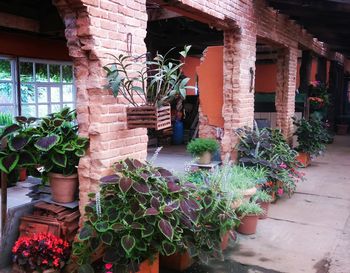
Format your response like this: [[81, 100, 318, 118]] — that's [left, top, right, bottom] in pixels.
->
[[52, 0, 148, 214]]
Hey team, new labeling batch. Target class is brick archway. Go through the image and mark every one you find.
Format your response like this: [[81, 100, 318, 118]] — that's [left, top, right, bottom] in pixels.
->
[[52, 0, 149, 214]]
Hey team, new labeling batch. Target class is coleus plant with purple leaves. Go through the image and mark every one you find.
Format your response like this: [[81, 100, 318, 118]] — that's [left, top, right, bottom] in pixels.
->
[[0, 108, 88, 184], [73, 158, 238, 273]]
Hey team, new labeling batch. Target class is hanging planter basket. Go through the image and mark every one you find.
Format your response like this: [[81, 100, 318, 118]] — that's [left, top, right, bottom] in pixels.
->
[[126, 104, 171, 131]]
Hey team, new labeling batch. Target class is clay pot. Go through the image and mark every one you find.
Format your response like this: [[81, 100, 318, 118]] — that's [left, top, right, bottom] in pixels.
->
[[336, 124, 348, 135], [258, 201, 270, 219], [221, 231, 230, 251], [18, 167, 27, 181], [197, 151, 211, 164], [160, 251, 193, 272], [135, 253, 159, 273], [242, 187, 257, 201], [49, 173, 78, 203], [296, 152, 311, 168], [237, 214, 259, 235]]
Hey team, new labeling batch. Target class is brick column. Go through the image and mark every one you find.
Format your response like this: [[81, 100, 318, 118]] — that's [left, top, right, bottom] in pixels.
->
[[53, 0, 149, 214], [275, 47, 298, 141], [221, 28, 257, 160]]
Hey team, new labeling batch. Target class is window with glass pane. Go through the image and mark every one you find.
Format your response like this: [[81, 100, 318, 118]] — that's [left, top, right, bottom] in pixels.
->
[[0, 58, 16, 115], [19, 59, 75, 117]]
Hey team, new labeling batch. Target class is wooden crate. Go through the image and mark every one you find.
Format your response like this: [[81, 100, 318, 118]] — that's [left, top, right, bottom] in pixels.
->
[[126, 104, 171, 130]]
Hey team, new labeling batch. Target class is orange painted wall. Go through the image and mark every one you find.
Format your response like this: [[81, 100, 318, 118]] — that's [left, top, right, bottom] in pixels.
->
[[0, 31, 70, 61], [182, 56, 200, 96], [196, 46, 224, 127], [255, 63, 277, 93], [310, 57, 317, 82]]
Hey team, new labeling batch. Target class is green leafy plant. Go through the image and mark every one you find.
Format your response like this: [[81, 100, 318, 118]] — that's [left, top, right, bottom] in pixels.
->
[[73, 159, 238, 272], [0, 112, 13, 135], [104, 46, 193, 108], [186, 138, 219, 157], [252, 190, 273, 203], [235, 123, 304, 196], [73, 159, 202, 272], [0, 116, 38, 183], [293, 117, 327, 156], [236, 201, 263, 216], [32, 108, 89, 181]]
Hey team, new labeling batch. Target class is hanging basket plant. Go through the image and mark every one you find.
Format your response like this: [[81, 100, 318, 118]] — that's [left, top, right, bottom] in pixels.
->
[[103, 46, 193, 130]]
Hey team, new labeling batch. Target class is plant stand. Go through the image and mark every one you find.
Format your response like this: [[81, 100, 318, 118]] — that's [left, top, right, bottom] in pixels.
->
[[126, 105, 171, 130]]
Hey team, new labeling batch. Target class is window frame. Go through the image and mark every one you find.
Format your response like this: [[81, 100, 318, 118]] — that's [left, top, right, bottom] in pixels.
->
[[0, 56, 75, 117]]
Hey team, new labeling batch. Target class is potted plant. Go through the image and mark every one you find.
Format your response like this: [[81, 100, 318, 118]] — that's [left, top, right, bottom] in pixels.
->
[[32, 108, 89, 203], [104, 46, 193, 130], [186, 138, 219, 164], [236, 201, 263, 235], [72, 158, 201, 273], [293, 117, 327, 167], [0, 116, 38, 185], [252, 190, 273, 219], [12, 233, 70, 273]]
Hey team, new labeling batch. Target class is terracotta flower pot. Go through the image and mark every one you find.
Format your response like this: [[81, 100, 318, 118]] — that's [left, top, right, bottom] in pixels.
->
[[237, 214, 259, 235], [160, 251, 193, 272], [49, 172, 78, 203], [18, 167, 28, 181], [296, 152, 311, 168], [197, 151, 212, 164], [258, 201, 270, 219], [221, 231, 230, 251], [135, 253, 159, 273]]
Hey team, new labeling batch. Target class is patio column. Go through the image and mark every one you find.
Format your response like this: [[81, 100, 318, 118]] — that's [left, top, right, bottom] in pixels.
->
[[299, 50, 312, 93], [275, 47, 298, 142], [53, 0, 149, 216], [317, 56, 327, 83], [221, 28, 257, 160]]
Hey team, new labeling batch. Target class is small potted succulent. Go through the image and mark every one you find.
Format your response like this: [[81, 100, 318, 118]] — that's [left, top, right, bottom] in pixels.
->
[[293, 117, 327, 167], [236, 201, 263, 235], [186, 138, 219, 164], [252, 190, 273, 219], [12, 233, 70, 273]]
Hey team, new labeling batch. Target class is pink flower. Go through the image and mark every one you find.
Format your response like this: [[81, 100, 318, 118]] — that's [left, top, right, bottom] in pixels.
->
[[279, 163, 287, 169], [277, 188, 284, 196], [105, 264, 113, 270]]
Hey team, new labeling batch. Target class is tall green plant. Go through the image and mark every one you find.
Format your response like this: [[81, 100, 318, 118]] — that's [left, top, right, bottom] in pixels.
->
[[104, 46, 193, 107], [293, 117, 327, 156]]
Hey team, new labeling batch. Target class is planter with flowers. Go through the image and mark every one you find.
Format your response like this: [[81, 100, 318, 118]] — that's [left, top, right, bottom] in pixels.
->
[[186, 138, 220, 164], [308, 81, 331, 120], [12, 233, 70, 273], [104, 46, 193, 131], [236, 202, 263, 235]]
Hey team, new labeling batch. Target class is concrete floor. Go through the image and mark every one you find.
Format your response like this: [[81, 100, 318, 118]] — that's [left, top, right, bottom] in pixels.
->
[[1, 137, 349, 273]]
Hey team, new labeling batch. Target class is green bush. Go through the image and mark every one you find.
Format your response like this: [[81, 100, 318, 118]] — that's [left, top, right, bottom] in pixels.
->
[[236, 201, 263, 216], [186, 138, 219, 157]]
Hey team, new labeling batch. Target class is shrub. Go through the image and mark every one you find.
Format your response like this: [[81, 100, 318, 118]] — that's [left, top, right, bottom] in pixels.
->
[[236, 201, 263, 216], [186, 138, 219, 157]]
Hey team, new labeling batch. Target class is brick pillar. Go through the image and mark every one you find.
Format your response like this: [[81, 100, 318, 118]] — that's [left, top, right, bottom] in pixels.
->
[[275, 47, 298, 141], [53, 0, 148, 215], [221, 28, 257, 160]]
